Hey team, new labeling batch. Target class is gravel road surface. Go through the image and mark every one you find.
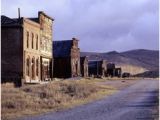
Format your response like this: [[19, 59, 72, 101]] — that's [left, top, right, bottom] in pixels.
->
[[20, 79, 159, 120]]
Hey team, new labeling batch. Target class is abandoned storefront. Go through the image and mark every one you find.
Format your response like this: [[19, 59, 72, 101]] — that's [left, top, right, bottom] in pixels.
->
[[53, 38, 81, 78], [1, 11, 54, 86]]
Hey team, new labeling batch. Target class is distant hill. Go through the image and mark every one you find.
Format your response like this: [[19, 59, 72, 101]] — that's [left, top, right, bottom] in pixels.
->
[[133, 70, 159, 78], [81, 49, 159, 76]]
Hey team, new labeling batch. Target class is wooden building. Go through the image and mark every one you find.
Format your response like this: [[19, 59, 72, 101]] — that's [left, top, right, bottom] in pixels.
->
[[53, 38, 81, 78], [80, 56, 88, 77], [106, 63, 116, 77], [122, 72, 130, 78], [88, 60, 107, 77], [106, 63, 122, 77], [1, 11, 54, 86]]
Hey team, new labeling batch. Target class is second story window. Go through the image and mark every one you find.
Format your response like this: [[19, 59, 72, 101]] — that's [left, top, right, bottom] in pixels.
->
[[27, 31, 29, 48], [31, 33, 34, 49], [36, 35, 38, 50], [36, 58, 39, 76]]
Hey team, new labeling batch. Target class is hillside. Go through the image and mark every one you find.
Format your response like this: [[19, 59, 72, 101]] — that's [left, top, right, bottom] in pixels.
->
[[81, 49, 159, 76]]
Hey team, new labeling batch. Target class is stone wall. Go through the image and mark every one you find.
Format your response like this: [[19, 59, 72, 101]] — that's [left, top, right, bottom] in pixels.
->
[[71, 39, 81, 77]]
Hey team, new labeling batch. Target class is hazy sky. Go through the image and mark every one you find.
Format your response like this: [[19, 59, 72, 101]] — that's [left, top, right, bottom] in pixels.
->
[[1, 0, 159, 52]]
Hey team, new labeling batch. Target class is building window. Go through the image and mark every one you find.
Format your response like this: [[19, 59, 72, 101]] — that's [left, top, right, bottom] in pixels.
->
[[27, 31, 29, 48], [36, 58, 39, 76], [36, 35, 38, 50], [26, 56, 30, 76], [31, 57, 35, 79], [31, 33, 34, 49]]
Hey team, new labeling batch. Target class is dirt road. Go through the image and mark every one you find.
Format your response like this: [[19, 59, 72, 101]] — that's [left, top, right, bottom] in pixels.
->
[[20, 79, 159, 120]]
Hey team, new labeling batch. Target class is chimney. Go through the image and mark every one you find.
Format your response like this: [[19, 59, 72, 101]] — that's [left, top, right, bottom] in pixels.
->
[[18, 8, 20, 19], [72, 37, 78, 41]]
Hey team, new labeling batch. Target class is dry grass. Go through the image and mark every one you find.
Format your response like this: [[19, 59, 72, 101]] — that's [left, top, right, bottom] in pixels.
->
[[1, 79, 116, 120]]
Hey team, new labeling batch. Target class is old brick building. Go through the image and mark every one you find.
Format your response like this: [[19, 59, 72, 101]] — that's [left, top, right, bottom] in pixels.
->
[[1, 11, 53, 86], [53, 38, 81, 78], [80, 56, 88, 77], [88, 60, 107, 77], [38, 12, 53, 81]]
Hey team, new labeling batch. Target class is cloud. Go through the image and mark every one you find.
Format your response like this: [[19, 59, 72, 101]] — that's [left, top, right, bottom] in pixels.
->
[[2, 0, 159, 52]]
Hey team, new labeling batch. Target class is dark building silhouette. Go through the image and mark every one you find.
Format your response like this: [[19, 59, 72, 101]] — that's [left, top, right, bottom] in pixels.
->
[[88, 60, 107, 77], [80, 56, 88, 77], [53, 38, 80, 78], [122, 72, 130, 78], [106, 63, 116, 77]]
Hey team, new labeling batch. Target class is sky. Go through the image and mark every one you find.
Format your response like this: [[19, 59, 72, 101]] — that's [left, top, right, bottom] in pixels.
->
[[1, 0, 159, 52]]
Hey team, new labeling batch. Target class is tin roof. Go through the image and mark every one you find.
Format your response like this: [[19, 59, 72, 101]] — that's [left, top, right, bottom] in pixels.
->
[[53, 40, 73, 57], [88, 60, 102, 68], [1, 15, 20, 26]]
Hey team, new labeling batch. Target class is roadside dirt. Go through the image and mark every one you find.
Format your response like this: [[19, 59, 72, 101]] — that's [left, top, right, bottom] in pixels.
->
[[98, 79, 139, 90]]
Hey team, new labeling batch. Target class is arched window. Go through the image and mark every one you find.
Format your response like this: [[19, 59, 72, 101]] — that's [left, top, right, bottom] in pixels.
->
[[36, 58, 39, 76], [36, 35, 38, 50], [27, 31, 29, 48], [26, 56, 30, 76], [31, 57, 35, 79], [31, 33, 34, 49]]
